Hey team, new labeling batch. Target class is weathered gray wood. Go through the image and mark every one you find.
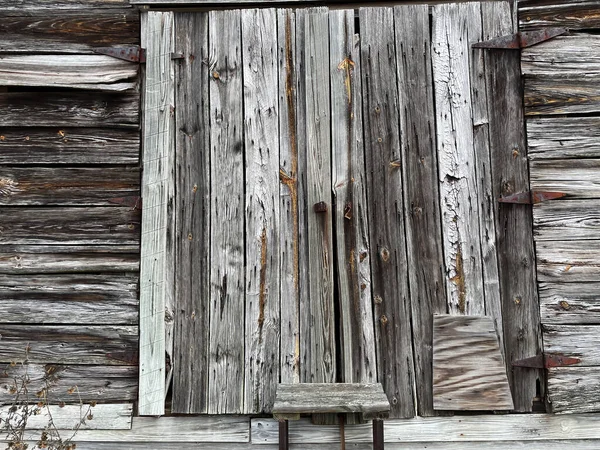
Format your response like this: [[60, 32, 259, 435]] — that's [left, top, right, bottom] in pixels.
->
[[138, 10, 175, 417], [208, 9, 245, 415], [330, 9, 376, 389], [537, 240, 600, 282], [0, 207, 139, 245], [432, 315, 513, 411], [0, 364, 137, 404], [171, 11, 210, 415], [0, 92, 139, 128], [241, 8, 280, 415], [548, 367, 600, 413], [301, 7, 335, 387], [273, 383, 389, 419], [534, 200, 600, 241], [525, 77, 600, 116], [0, 274, 138, 324], [360, 6, 414, 419], [527, 118, 600, 160], [543, 324, 600, 365], [530, 159, 600, 199], [0, 55, 137, 91], [0, 9, 139, 53], [0, 325, 138, 365], [0, 0, 131, 10], [539, 282, 600, 324], [519, 1, 600, 31], [432, 3, 485, 315], [0, 128, 140, 165], [394, 4, 447, 417]]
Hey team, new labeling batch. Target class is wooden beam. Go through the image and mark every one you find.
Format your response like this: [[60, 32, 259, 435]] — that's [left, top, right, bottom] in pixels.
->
[[539, 281, 600, 325], [534, 200, 600, 241], [0, 0, 132, 10], [530, 159, 600, 199], [537, 240, 600, 283], [543, 324, 600, 365], [527, 117, 600, 160], [548, 367, 600, 413], [519, 1, 600, 31]]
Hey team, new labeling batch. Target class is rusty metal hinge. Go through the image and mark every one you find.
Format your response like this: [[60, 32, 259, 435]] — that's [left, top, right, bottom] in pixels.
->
[[498, 191, 566, 204], [473, 27, 568, 49], [109, 196, 143, 210], [512, 353, 581, 369], [93, 46, 146, 63]]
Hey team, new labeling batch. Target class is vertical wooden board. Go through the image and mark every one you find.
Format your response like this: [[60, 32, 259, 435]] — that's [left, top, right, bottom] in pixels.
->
[[172, 11, 210, 414], [330, 9, 376, 386], [208, 9, 245, 414], [278, 8, 301, 385], [485, 5, 543, 412], [301, 7, 335, 385], [431, 3, 486, 316], [242, 8, 280, 414], [139, 10, 175, 417], [394, 4, 446, 417], [360, 6, 415, 418]]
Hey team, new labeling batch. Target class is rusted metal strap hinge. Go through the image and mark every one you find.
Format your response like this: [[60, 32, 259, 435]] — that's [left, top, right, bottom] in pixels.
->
[[93, 46, 146, 63], [499, 190, 566, 204], [473, 27, 568, 49], [512, 353, 581, 369]]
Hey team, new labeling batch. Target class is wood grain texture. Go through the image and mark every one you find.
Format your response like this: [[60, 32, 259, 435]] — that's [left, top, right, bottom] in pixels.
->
[[539, 281, 600, 325], [537, 240, 600, 282], [394, 4, 446, 417], [0, 128, 139, 165], [360, 6, 414, 418], [171, 11, 210, 415], [547, 367, 600, 413], [0, 91, 139, 128], [242, 7, 280, 414], [0, 274, 138, 325], [0, 325, 138, 365], [208, 9, 245, 415], [519, 1, 600, 31], [543, 324, 600, 365], [525, 77, 600, 116], [527, 117, 600, 160], [0, 0, 131, 11], [534, 200, 600, 241], [530, 159, 600, 199], [330, 9, 376, 387], [0, 9, 139, 53], [138, 10, 175, 416], [432, 315, 513, 411], [432, 3, 485, 315]]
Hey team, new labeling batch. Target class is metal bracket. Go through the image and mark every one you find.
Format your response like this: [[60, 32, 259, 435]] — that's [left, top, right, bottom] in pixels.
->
[[498, 191, 566, 204], [93, 46, 146, 63], [473, 27, 568, 49], [512, 353, 581, 369]]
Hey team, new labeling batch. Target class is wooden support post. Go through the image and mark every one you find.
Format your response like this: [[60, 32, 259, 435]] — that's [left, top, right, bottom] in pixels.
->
[[373, 419, 384, 450], [278, 420, 289, 450]]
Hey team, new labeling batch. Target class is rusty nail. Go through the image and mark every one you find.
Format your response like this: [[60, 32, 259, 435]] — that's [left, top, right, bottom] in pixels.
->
[[314, 201, 327, 213], [559, 300, 570, 311]]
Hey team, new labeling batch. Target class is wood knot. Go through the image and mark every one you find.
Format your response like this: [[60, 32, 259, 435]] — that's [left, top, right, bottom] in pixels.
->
[[379, 247, 390, 262], [0, 179, 20, 198], [374, 296, 383, 304], [559, 300, 570, 311], [380, 315, 388, 325]]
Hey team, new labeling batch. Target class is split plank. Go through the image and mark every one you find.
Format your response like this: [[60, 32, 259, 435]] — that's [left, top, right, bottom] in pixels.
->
[[360, 6, 414, 418], [543, 324, 600, 366], [548, 367, 600, 413], [0, 92, 139, 128], [539, 281, 600, 324], [171, 11, 210, 415], [0, 128, 140, 165], [519, 1, 600, 31], [208, 9, 245, 415], [0, 274, 138, 325], [394, 4, 447, 416], [530, 159, 600, 199], [0, 325, 138, 365], [537, 240, 600, 283], [534, 200, 600, 241], [527, 117, 600, 160], [525, 77, 600, 116], [330, 9, 376, 387]]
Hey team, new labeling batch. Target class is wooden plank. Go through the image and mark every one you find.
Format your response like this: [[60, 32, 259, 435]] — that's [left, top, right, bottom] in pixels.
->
[[432, 315, 513, 411], [0, 167, 139, 206], [241, 8, 280, 415], [0, 274, 138, 324], [527, 117, 600, 160], [0, 364, 137, 404], [539, 281, 600, 325], [0, 207, 139, 245], [543, 324, 600, 365], [530, 159, 600, 199], [537, 240, 600, 282], [0, 91, 139, 128], [0, 325, 138, 365], [208, 9, 244, 415], [0, 55, 137, 91], [432, 3, 485, 315], [519, 1, 600, 31], [548, 367, 600, 413], [394, 4, 446, 417], [0, 0, 132, 10], [301, 7, 335, 387], [0, 128, 140, 165], [0, 9, 139, 53], [0, 403, 132, 430], [138, 10, 175, 417], [534, 200, 600, 241], [330, 9, 376, 388], [525, 77, 600, 116], [171, 11, 210, 415], [360, 6, 414, 418]]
